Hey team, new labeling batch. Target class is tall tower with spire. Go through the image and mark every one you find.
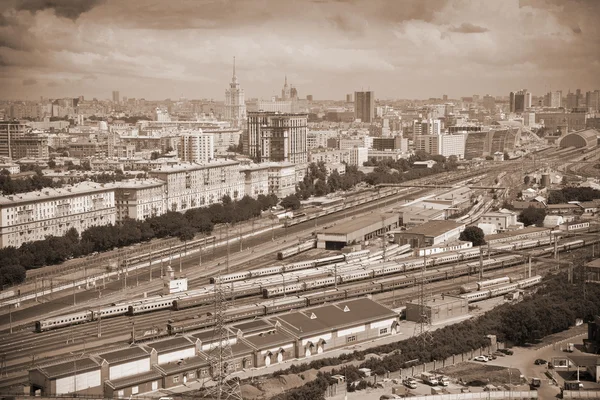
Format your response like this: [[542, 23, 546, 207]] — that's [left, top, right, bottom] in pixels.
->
[[281, 75, 291, 101], [225, 57, 246, 129]]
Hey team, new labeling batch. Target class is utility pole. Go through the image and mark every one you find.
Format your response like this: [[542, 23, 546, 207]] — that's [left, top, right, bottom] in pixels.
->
[[226, 224, 230, 273], [479, 246, 484, 280], [382, 215, 387, 262], [239, 223, 243, 252], [97, 310, 102, 338]]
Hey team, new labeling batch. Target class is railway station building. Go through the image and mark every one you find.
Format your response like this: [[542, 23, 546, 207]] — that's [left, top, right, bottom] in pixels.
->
[[316, 212, 399, 250], [231, 319, 296, 367], [270, 298, 399, 359], [405, 295, 468, 325], [558, 128, 600, 149], [393, 220, 465, 248]]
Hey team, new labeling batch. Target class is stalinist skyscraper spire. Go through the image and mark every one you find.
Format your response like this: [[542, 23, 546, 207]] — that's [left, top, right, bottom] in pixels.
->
[[225, 56, 246, 129]]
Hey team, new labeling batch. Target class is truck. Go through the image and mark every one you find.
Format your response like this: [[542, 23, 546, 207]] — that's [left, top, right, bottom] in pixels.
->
[[421, 372, 439, 386], [437, 375, 450, 386]]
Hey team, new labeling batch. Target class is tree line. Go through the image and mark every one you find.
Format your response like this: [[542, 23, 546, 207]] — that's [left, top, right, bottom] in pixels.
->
[[267, 271, 600, 399], [0, 194, 279, 288], [0, 169, 62, 195], [547, 187, 600, 204]]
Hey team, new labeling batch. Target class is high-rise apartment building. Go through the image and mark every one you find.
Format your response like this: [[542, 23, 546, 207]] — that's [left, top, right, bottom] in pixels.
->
[[0, 122, 28, 158], [509, 91, 515, 113], [483, 95, 495, 112], [224, 57, 247, 128], [354, 91, 374, 123], [346, 93, 353, 103], [281, 76, 291, 100], [586, 90, 600, 112], [178, 132, 215, 163], [245, 112, 308, 164], [112, 91, 120, 104]]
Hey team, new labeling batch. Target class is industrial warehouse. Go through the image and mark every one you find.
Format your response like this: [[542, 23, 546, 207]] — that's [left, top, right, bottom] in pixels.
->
[[28, 298, 400, 397], [316, 213, 400, 249]]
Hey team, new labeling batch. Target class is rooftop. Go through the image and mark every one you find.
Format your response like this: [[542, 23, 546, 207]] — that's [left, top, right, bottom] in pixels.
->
[[485, 226, 551, 241], [146, 336, 196, 353], [0, 181, 117, 206], [114, 179, 165, 189], [547, 203, 580, 209], [318, 213, 398, 236], [36, 356, 101, 379], [409, 295, 465, 307], [400, 220, 465, 237], [156, 355, 209, 375], [242, 329, 294, 349], [230, 319, 273, 335], [272, 298, 396, 338], [105, 370, 163, 390], [98, 346, 150, 364], [150, 160, 240, 173]]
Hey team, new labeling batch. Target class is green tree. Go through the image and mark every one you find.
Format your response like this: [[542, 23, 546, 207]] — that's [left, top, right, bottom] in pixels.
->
[[547, 190, 567, 204], [280, 194, 301, 210], [518, 206, 546, 227], [459, 226, 486, 246]]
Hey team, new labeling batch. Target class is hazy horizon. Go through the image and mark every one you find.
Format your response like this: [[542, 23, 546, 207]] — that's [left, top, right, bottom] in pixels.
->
[[1, 0, 599, 101]]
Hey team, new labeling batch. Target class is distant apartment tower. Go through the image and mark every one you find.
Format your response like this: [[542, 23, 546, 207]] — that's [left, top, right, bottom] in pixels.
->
[[346, 93, 353, 103], [112, 91, 120, 104], [245, 112, 308, 164], [178, 132, 215, 163], [307, 95, 313, 101], [483, 95, 495, 112], [354, 91, 374, 123], [586, 90, 600, 112]]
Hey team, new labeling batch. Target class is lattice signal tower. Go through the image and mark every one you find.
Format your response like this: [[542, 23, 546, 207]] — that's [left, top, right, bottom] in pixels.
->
[[413, 255, 434, 347]]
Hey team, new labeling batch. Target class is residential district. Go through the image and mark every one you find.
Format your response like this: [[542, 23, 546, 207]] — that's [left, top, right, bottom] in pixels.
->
[[1, 66, 600, 400]]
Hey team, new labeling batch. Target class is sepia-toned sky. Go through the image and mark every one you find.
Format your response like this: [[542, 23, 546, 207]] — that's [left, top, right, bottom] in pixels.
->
[[1, 0, 599, 101]]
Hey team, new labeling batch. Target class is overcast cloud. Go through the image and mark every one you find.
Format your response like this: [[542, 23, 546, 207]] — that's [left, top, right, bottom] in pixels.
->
[[0, 0, 598, 100]]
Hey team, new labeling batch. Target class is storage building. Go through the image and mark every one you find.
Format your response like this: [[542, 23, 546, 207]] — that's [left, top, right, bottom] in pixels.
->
[[406, 295, 468, 324], [316, 213, 399, 250], [393, 220, 465, 248]]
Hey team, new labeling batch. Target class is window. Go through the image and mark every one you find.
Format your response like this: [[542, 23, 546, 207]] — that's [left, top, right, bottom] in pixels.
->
[[188, 372, 195, 379], [131, 386, 139, 395], [173, 376, 179, 383], [379, 328, 388, 335], [152, 381, 159, 390], [347, 335, 357, 343], [117, 390, 124, 397]]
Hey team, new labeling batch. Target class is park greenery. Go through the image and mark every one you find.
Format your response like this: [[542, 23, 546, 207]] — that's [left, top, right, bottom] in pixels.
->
[[0, 194, 278, 287], [547, 187, 600, 204], [518, 206, 547, 227], [268, 271, 600, 400]]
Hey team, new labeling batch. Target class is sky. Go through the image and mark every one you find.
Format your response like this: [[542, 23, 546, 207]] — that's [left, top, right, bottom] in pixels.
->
[[1, 0, 599, 101]]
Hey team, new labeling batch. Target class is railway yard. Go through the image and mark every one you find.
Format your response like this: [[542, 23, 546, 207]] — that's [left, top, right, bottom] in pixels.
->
[[1, 144, 600, 398]]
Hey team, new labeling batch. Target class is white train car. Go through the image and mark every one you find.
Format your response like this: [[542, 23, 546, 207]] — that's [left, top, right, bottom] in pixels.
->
[[489, 283, 519, 297], [93, 305, 129, 319], [477, 277, 511, 290], [460, 290, 491, 303], [339, 270, 372, 283], [283, 260, 316, 272], [517, 275, 542, 288], [251, 265, 285, 277], [35, 310, 93, 332], [128, 297, 174, 315], [210, 271, 251, 284]]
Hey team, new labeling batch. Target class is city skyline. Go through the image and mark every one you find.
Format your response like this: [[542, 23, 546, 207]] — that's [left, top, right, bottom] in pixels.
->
[[1, 0, 599, 101]]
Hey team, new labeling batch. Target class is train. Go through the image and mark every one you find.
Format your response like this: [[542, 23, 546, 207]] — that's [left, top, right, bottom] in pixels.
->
[[122, 235, 217, 268], [277, 240, 317, 260], [459, 275, 542, 303], [210, 249, 372, 284], [459, 277, 512, 293], [34, 236, 592, 332]]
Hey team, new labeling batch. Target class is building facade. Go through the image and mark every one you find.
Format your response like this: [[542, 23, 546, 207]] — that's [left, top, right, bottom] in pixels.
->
[[149, 161, 244, 212], [178, 132, 215, 163], [245, 112, 308, 164], [114, 180, 166, 222], [0, 182, 116, 248]]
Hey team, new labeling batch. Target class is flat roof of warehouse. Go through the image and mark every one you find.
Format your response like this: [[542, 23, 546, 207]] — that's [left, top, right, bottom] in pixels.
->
[[243, 329, 295, 349], [318, 213, 398, 235], [146, 336, 196, 353], [230, 319, 273, 335], [271, 298, 396, 337], [156, 355, 209, 375], [35, 357, 102, 379], [400, 220, 464, 236], [98, 346, 150, 363], [485, 226, 551, 241]]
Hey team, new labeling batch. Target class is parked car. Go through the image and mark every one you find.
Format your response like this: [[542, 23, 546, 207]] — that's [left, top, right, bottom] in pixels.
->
[[474, 355, 489, 362], [403, 378, 418, 389], [534, 359, 547, 365], [498, 348, 514, 355], [487, 354, 497, 360]]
